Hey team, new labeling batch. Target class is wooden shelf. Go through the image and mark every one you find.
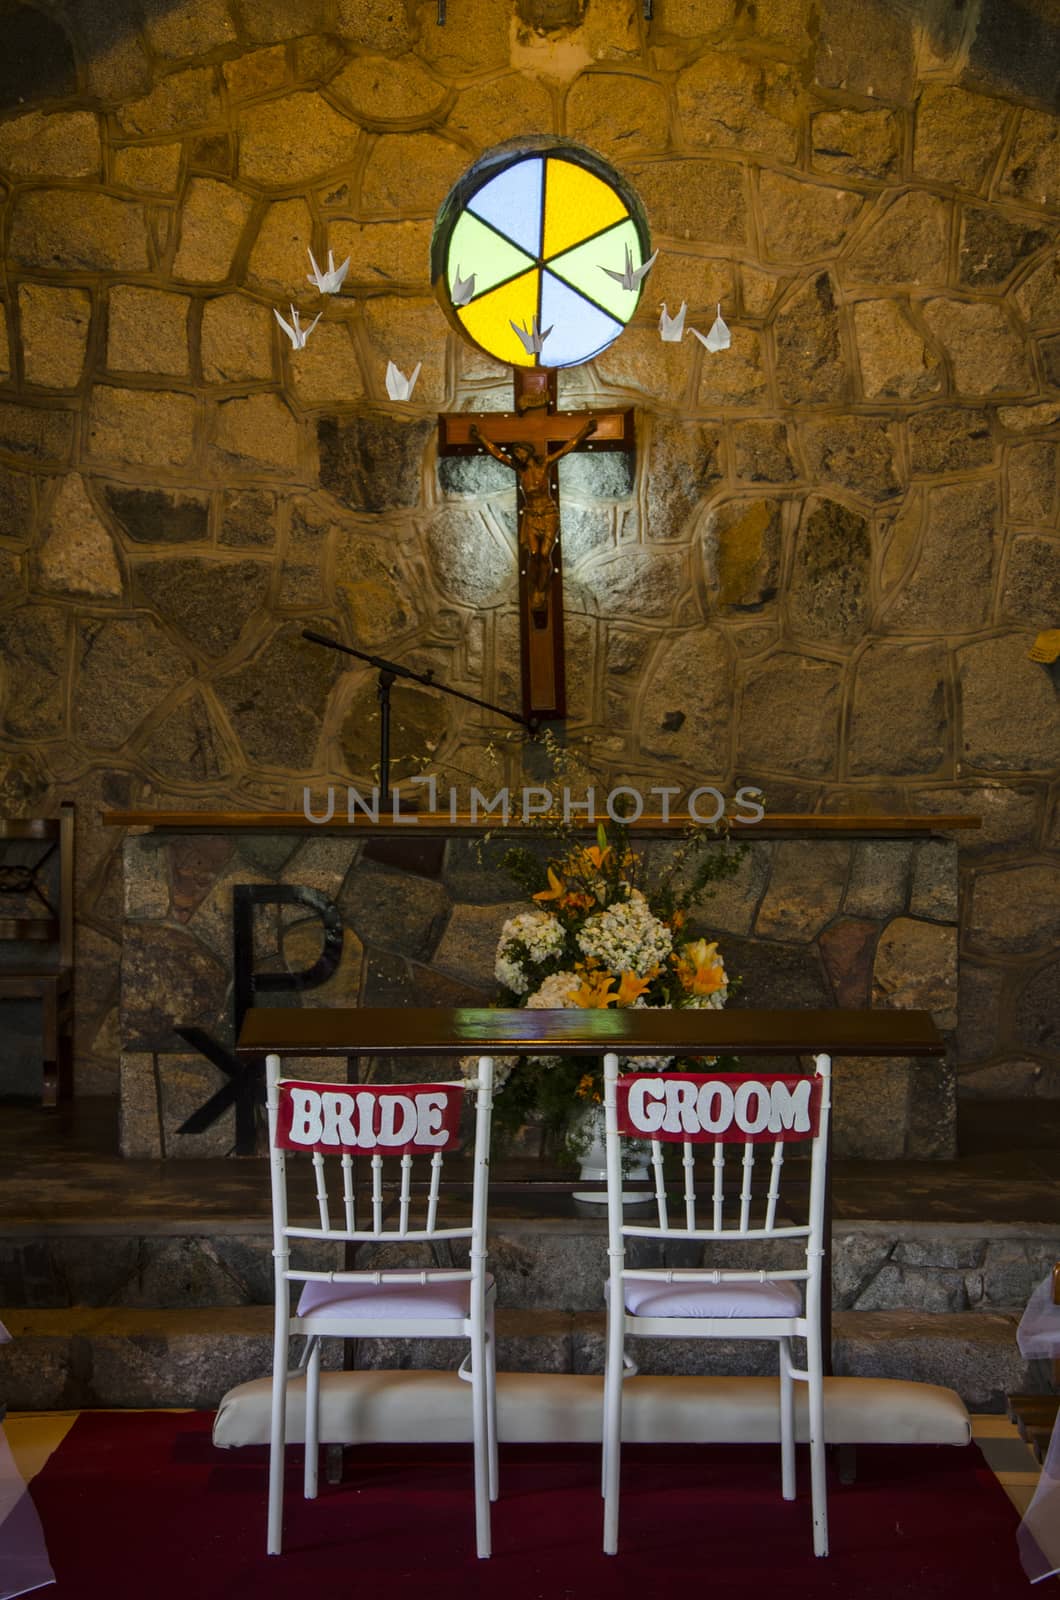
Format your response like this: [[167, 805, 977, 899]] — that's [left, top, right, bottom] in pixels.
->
[[103, 810, 981, 837], [238, 1005, 946, 1058]]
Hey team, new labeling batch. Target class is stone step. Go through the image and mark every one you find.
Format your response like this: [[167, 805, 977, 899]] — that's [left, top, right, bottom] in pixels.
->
[[3, 1218, 1058, 1316], [0, 1305, 1041, 1413]]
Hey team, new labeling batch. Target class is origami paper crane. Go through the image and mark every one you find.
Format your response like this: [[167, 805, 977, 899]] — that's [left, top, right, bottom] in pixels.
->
[[273, 304, 321, 349], [306, 248, 350, 295], [691, 303, 731, 353], [658, 301, 687, 342], [385, 359, 422, 401], [510, 314, 553, 357], [600, 244, 658, 291], [451, 266, 476, 307]]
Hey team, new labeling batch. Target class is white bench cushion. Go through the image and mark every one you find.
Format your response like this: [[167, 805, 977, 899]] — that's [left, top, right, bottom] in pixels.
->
[[621, 1278, 802, 1319], [297, 1273, 493, 1321], [213, 1371, 971, 1450]]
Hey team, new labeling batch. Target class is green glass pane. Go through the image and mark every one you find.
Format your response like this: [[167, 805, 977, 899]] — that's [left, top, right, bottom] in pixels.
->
[[447, 211, 537, 301], [546, 218, 643, 323]]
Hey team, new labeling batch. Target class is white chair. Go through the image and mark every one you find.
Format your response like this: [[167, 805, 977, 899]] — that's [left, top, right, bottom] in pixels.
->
[[264, 1053, 497, 1558], [601, 1051, 833, 1557]]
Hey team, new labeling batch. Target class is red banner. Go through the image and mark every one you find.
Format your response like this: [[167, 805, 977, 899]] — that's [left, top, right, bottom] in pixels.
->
[[616, 1073, 822, 1144], [275, 1080, 463, 1155]]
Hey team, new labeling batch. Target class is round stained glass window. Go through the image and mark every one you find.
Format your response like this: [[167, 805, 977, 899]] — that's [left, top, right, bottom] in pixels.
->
[[431, 139, 652, 371]]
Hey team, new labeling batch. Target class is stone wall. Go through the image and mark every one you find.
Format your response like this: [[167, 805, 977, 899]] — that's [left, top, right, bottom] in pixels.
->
[[0, 0, 1056, 1103], [119, 826, 958, 1159]]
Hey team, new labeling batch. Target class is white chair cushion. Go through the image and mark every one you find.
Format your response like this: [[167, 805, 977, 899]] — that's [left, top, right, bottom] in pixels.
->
[[619, 1277, 802, 1319], [213, 1371, 973, 1449], [297, 1271, 494, 1322]]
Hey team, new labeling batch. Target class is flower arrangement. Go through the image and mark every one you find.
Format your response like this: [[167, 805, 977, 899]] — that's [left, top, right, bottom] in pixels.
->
[[472, 819, 744, 1156]]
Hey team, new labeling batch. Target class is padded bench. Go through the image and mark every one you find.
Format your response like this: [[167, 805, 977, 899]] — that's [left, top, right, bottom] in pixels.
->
[[214, 1371, 971, 1449]]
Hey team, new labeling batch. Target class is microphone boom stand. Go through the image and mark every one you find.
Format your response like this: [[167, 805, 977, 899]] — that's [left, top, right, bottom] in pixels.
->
[[302, 629, 537, 807]]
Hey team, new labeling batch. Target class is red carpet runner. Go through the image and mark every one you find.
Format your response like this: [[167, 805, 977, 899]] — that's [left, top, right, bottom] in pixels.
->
[[30, 1411, 1026, 1599]]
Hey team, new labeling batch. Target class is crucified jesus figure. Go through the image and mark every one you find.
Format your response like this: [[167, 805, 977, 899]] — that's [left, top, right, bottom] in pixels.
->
[[470, 417, 598, 626]]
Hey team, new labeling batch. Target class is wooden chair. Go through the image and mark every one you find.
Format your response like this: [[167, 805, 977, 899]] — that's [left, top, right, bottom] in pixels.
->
[[265, 1053, 498, 1559], [0, 803, 74, 1106], [601, 1052, 833, 1558]]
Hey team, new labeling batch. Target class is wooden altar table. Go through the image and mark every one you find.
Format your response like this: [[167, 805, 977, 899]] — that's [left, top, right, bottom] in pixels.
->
[[239, 1005, 945, 1370]]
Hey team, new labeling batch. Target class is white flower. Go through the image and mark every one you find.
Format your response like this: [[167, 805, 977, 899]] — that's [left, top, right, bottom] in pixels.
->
[[577, 889, 672, 978], [525, 970, 581, 1008], [459, 1053, 517, 1089], [495, 911, 566, 994]]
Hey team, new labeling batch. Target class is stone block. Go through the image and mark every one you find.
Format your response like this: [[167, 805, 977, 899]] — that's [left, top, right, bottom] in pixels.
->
[[696, 326, 766, 409], [580, 547, 686, 619], [107, 286, 190, 377], [914, 85, 1008, 190], [641, 419, 720, 542], [564, 72, 667, 158], [907, 406, 994, 475], [318, 412, 434, 513], [854, 1263, 969, 1313], [220, 487, 277, 548], [676, 55, 798, 162], [336, 0, 416, 48], [832, 1058, 910, 1160], [10, 190, 148, 273], [873, 917, 957, 1015], [1007, 440, 1057, 523], [921, 298, 1032, 396], [844, 191, 950, 287], [1003, 535, 1060, 627], [1015, 252, 1060, 326], [595, 322, 691, 405], [1016, 959, 1059, 1054], [432, 902, 527, 989], [327, 219, 433, 288], [142, 0, 237, 58], [723, 933, 832, 1011], [87, 386, 197, 468], [573, 1319, 782, 1378], [426, 505, 511, 609], [755, 840, 850, 942], [853, 299, 942, 401], [788, 498, 871, 645], [18, 284, 92, 389], [119, 66, 223, 136], [738, 652, 841, 779], [957, 634, 1060, 772], [212, 393, 301, 472], [909, 840, 959, 922], [812, 108, 900, 180], [172, 179, 254, 283], [134, 558, 270, 659], [125, 839, 171, 919], [1001, 108, 1060, 209], [332, 53, 445, 120], [361, 132, 468, 214], [760, 172, 863, 264], [200, 295, 274, 383], [773, 272, 848, 405], [697, 498, 781, 614], [730, 422, 796, 484], [848, 643, 948, 778], [339, 861, 450, 962], [819, 918, 877, 1007], [976, 1240, 1060, 1309], [362, 295, 448, 405], [968, 863, 1060, 956], [886, 480, 998, 633], [813, 0, 915, 102], [223, 45, 287, 99], [843, 841, 913, 920], [73, 615, 192, 750], [245, 197, 314, 297], [630, 158, 748, 246], [37, 475, 122, 600], [833, 1310, 1028, 1411], [215, 626, 342, 770], [636, 629, 731, 771], [958, 205, 1050, 290], [0, 109, 100, 178], [104, 484, 209, 545], [0, 604, 68, 738], [0, 8, 77, 111], [120, 922, 227, 1052]]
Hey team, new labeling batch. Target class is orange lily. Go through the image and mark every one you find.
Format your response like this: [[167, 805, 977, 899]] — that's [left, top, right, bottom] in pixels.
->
[[533, 866, 567, 904], [575, 1072, 602, 1103], [570, 970, 618, 1008], [675, 937, 727, 997], [615, 970, 652, 1007]]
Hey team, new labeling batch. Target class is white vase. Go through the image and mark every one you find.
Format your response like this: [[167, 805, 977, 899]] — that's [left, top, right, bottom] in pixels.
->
[[573, 1105, 651, 1205]]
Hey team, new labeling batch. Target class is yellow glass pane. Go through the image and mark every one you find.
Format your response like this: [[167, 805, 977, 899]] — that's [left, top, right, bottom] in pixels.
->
[[458, 266, 542, 366], [543, 158, 628, 260]]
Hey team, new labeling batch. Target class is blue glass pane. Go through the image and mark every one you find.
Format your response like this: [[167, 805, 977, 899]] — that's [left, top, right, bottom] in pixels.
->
[[539, 270, 623, 367], [467, 158, 544, 258]]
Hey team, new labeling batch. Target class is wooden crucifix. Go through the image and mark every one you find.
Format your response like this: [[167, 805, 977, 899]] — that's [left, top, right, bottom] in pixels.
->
[[438, 368, 634, 721]]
